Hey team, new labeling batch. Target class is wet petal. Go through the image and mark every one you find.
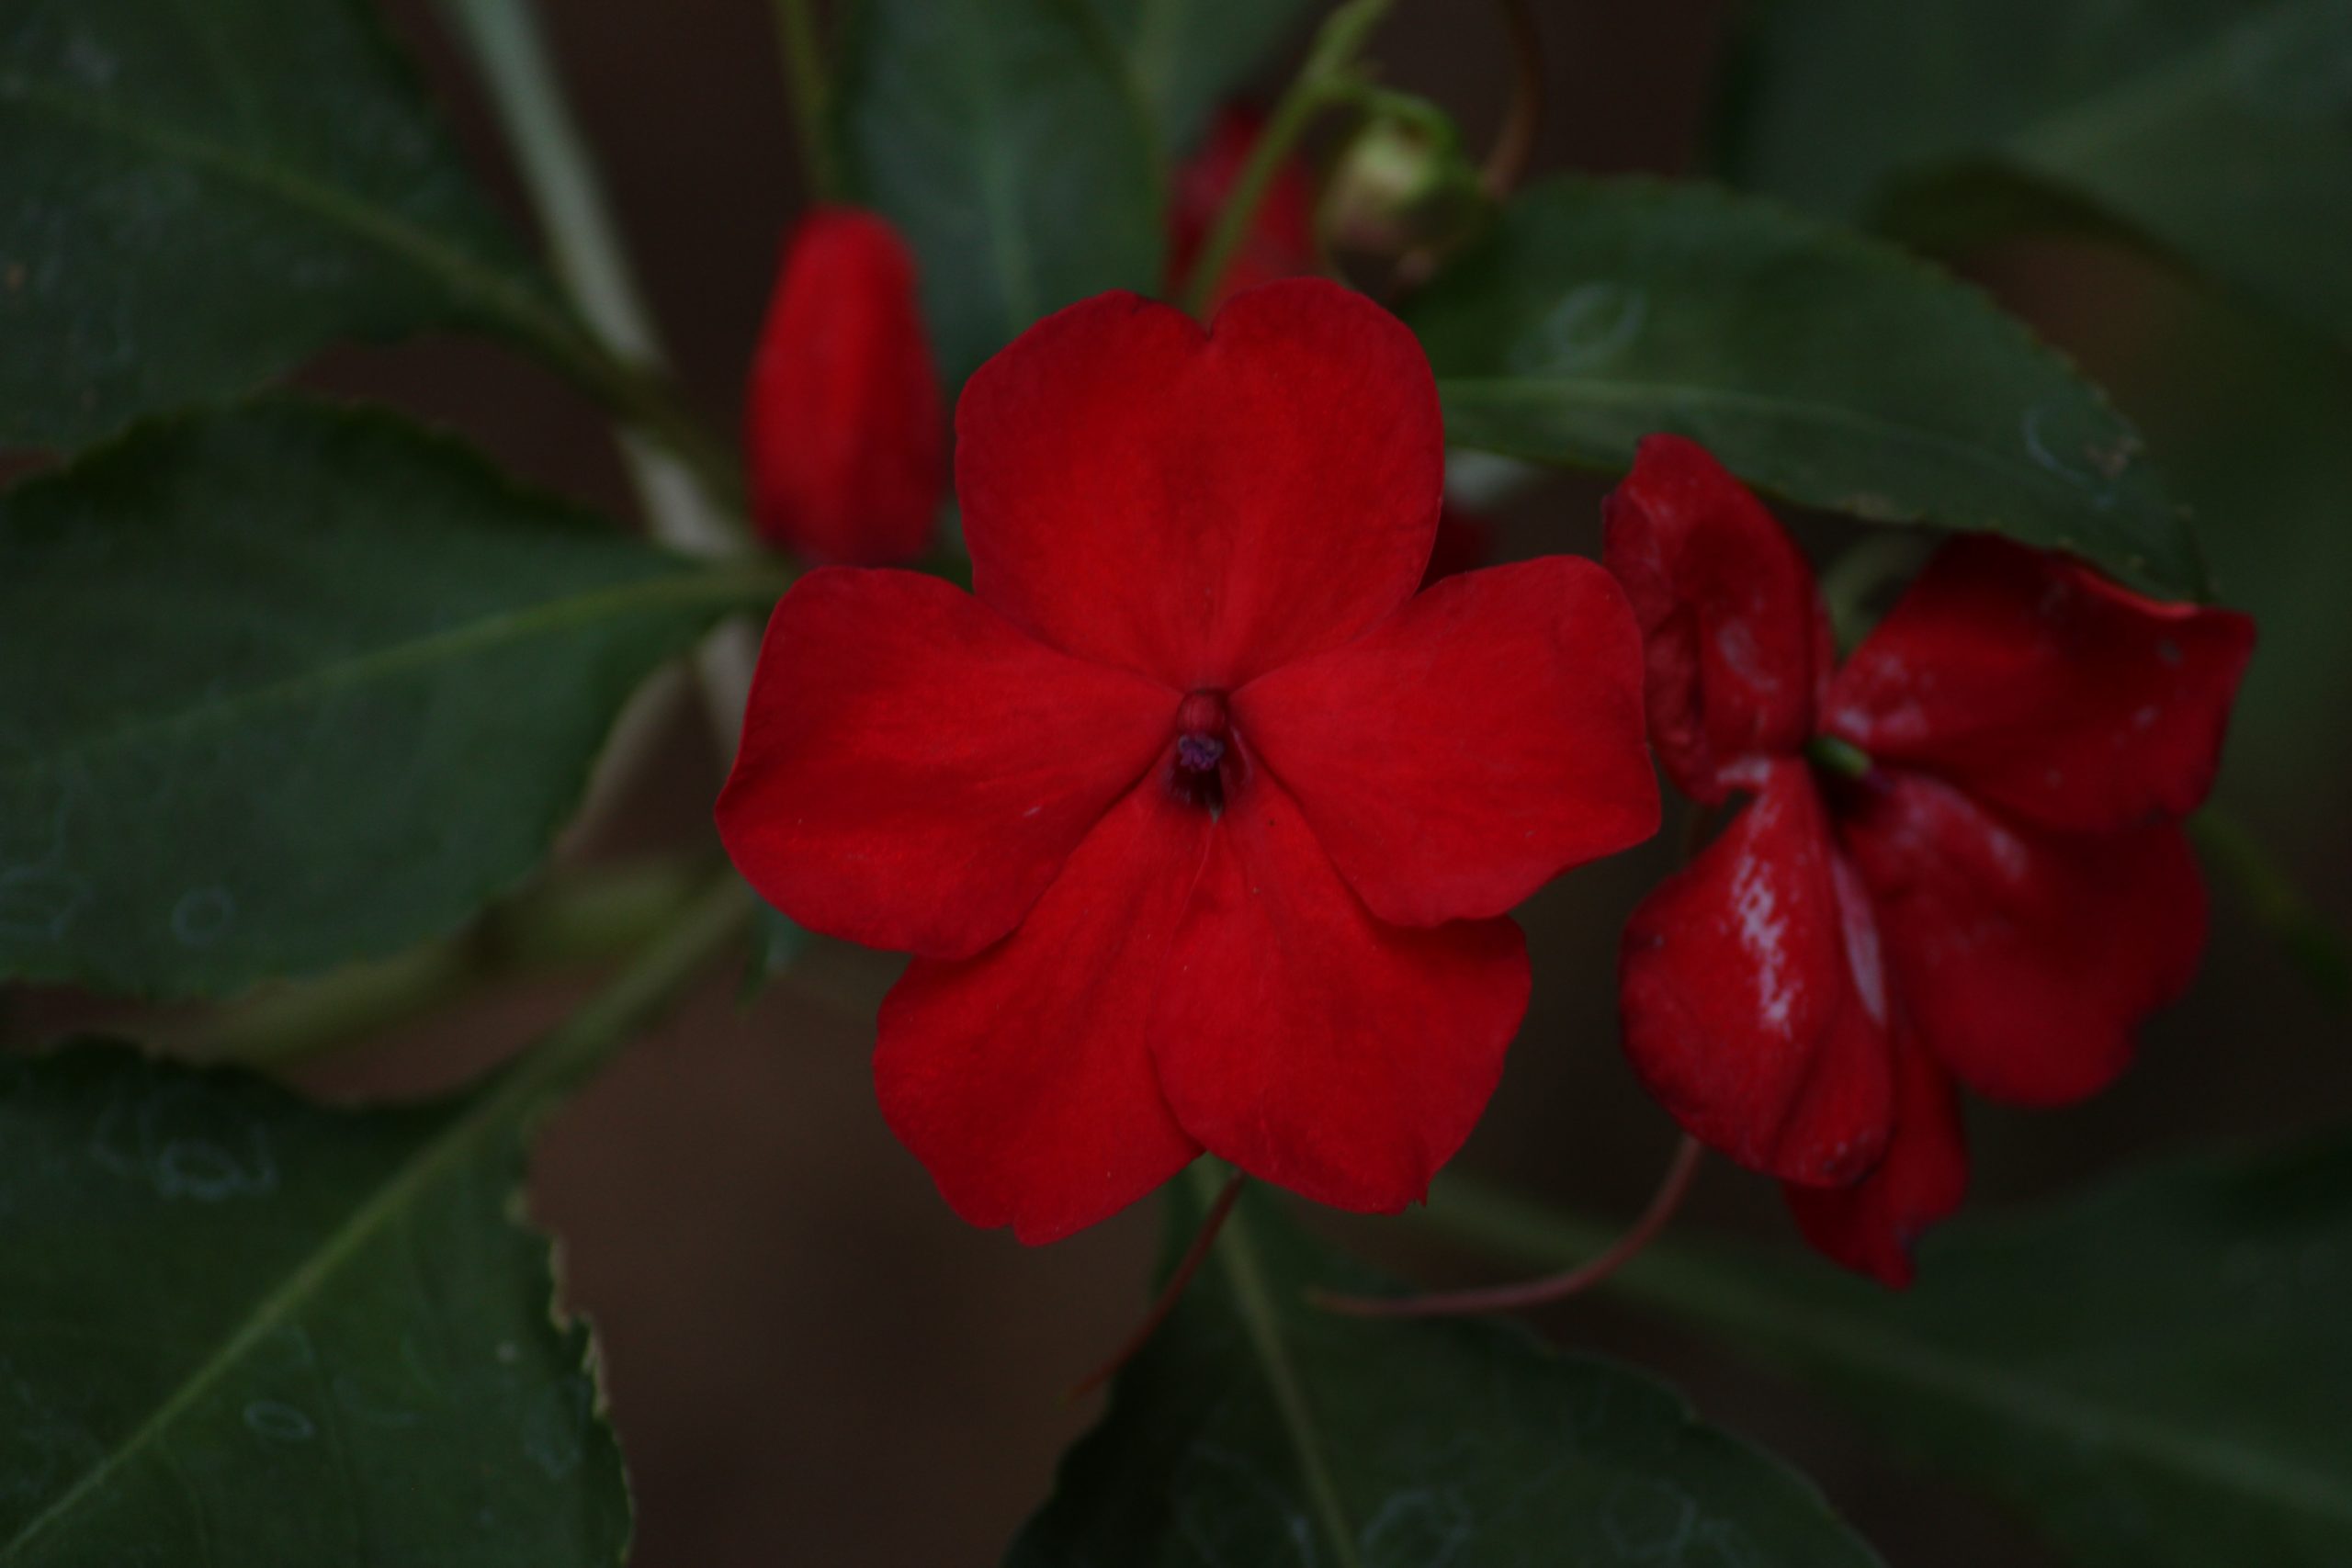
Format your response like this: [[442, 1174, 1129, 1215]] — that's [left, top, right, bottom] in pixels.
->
[[1784, 1028, 1968, 1288], [1828, 536, 2255, 833], [1619, 761, 1894, 1185], [1602, 434, 1831, 803], [1838, 769, 2209, 1105]]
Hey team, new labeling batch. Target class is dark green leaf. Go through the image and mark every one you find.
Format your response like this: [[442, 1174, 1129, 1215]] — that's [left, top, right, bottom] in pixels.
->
[[1011, 1182, 1885, 1567], [0, 400, 780, 997], [1089, 0, 1316, 150], [1433, 1134, 2352, 1568], [1716, 0, 2352, 354], [834, 0, 1167, 390], [0, 1039, 626, 1564], [0, 0, 586, 451], [1408, 177, 2207, 599]]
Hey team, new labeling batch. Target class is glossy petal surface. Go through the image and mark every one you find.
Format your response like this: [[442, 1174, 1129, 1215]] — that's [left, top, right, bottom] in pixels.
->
[[875, 782, 1211, 1243], [1152, 773, 1530, 1212], [959, 281, 1444, 689], [1602, 434, 1830, 803], [718, 570, 1174, 960], [1237, 557, 1657, 927], [1837, 770, 2210, 1106], [1619, 761, 1893, 1185], [1785, 1028, 1969, 1288], [745, 209, 944, 563], [1828, 536, 2255, 833]]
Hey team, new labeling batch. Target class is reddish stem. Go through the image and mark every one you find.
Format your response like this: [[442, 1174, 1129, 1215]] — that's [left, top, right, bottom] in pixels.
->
[[1481, 0, 1544, 199], [1312, 1136, 1704, 1319], [1068, 1170, 1249, 1399]]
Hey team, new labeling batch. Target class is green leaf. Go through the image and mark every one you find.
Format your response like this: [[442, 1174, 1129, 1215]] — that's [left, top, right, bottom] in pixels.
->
[[0, 400, 782, 997], [1408, 177, 2207, 600], [1430, 1134, 2352, 1568], [834, 0, 1167, 390], [0, 0, 588, 451], [1010, 1181, 1885, 1567], [1715, 0, 2352, 355], [0, 1039, 627, 1564], [1089, 0, 1316, 150]]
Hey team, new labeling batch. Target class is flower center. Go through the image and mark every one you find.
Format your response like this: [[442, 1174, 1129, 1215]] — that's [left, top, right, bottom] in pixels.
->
[[1169, 690, 1233, 813]]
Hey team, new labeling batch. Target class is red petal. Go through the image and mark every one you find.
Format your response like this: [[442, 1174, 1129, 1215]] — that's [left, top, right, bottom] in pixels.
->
[[1601, 435, 1831, 804], [745, 209, 944, 564], [1827, 536, 2255, 833], [1619, 761, 1894, 1186], [958, 280, 1444, 690], [876, 782, 1210, 1243], [1784, 1029, 1968, 1288], [1837, 770, 2209, 1106], [1235, 557, 1658, 927], [1150, 771, 1529, 1213], [1168, 106, 1321, 313], [717, 569, 1175, 960]]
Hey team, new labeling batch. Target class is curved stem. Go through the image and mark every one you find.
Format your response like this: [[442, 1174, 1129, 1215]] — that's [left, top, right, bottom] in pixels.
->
[[1180, 0, 1397, 315], [437, 0, 762, 751], [1481, 0, 1543, 199], [772, 0, 837, 200], [1069, 1168, 1248, 1398], [1314, 1136, 1704, 1318], [175, 859, 719, 1068], [503, 871, 755, 1124]]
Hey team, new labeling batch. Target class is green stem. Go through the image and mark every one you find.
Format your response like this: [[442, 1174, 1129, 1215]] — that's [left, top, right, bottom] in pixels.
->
[[1197, 1164, 1362, 1568], [1179, 0, 1397, 315], [772, 0, 837, 199], [437, 0, 763, 750], [175, 860, 718, 1068], [435, 0, 748, 526], [498, 871, 754, 1127], [2191, 807, 2352, 1011]]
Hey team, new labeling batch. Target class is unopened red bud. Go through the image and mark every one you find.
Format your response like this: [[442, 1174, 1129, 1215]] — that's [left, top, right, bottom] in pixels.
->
[[745, 208, 944, 564]]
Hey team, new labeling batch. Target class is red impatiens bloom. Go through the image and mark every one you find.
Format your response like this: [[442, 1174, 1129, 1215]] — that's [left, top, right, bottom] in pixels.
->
[[718, 280, 1659, 1242], [1167, 107, 1321, 312], [744, 208, 944, 564], [1604, 435, 2255, 1285]]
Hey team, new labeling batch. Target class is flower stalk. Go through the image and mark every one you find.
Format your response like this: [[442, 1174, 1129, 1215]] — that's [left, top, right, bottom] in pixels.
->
[[1314, 1136, 1703, 1318], [772, 0, 839, 199], [1180, 0, 1397, 315], [438, 0, 761, 750]]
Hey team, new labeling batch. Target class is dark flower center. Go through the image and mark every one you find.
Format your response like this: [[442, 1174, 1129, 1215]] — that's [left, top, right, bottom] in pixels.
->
[[1170, 690, 1233, 813]]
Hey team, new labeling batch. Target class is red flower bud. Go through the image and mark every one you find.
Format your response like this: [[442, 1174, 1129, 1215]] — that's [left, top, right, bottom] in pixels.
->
[[1167, 107, 1321, 312], [745, 208, 944, 564]]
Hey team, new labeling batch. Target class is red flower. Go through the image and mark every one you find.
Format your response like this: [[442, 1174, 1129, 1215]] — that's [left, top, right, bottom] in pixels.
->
[[1604, 435, 2255, 1285], [744, 208, 944, 564], [1168, 107, 1321, 312], [718, 280, 1659, 1241]]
